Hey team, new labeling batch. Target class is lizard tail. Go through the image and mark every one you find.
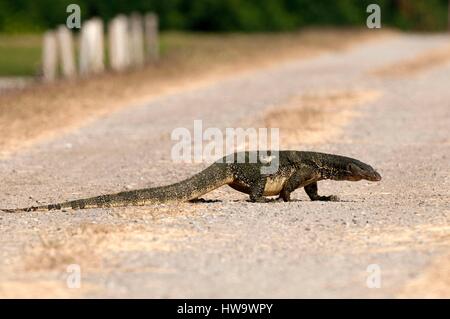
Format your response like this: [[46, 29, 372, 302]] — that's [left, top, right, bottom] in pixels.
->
[[1, 163, 233, 212]]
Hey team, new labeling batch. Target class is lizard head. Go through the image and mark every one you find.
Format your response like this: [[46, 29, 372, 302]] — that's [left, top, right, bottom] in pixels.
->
[[343, 161, 382, 182]]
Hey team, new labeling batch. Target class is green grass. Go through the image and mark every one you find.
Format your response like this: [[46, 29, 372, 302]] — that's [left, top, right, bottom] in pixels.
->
[[0, 29, 371, 77], [0, 32, 236, 77], [0, 34, 42, 76]]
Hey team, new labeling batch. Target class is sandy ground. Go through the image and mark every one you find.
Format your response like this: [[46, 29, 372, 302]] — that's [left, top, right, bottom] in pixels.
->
[[0, 33, 449, 298]]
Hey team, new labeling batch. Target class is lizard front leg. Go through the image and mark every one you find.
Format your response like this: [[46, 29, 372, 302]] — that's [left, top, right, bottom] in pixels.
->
[[278, 176, 302, 202], [278, 168, 316, 202], [304, 182, 339, 202], [249, 177, 268, 203]]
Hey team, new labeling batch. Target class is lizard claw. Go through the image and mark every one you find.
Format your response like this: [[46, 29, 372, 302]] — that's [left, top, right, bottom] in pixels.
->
[[328, 195, 340, 202], [248, 197, 270, 203], [189, 198, 207, 203], [1, 208, 16, 213]]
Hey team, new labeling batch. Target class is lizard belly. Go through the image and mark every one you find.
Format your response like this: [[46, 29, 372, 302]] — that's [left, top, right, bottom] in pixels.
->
[[228, 181, 251, 194], [263, 176, 288, 196], [228, 176, 289, 196]]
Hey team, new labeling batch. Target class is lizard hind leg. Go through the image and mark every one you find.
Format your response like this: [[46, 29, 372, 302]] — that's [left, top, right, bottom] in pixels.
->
[[278, 189, 291, 202], [249, 177, 269, 203], [277, 169, 308, 202], [304, 182, 339, 202]]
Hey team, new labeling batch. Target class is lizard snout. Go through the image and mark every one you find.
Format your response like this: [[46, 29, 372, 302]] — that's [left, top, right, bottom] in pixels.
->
[[368, 170, 382, 182]]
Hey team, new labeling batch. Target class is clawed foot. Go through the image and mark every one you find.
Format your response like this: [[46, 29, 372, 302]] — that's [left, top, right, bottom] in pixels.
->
[[327, 195, 340, 202], [248, 197, 271, 203], [312, 195, 340, 202], [189, 198, 220, 203], [1, 208, 20, 213], [189, 198, 206, 203]]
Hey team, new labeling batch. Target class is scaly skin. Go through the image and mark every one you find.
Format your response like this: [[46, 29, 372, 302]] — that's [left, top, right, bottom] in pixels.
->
[[1, 151, 381, 212]]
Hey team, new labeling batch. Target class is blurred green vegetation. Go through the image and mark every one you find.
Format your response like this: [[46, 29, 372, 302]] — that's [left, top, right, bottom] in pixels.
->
[[0, 34, 41, 76], [0, 0, 448, 76], [0, 0, 448, 33]]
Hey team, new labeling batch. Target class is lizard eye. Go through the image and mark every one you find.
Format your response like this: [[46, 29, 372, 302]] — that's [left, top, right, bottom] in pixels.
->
[[347, 163, 355, 173], [347, 163, 358, 174]]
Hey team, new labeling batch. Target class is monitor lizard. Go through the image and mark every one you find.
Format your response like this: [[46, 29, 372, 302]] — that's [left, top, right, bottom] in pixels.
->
[[1, 151, 381, 212]]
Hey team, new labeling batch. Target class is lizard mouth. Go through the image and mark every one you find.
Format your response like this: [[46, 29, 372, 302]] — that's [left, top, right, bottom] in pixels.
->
[[367, 171, 382, 181]]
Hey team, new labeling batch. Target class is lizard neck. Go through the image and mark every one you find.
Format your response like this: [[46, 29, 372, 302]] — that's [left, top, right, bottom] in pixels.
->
[[318, 160, 346, 180], [301, 152, 352, 181]]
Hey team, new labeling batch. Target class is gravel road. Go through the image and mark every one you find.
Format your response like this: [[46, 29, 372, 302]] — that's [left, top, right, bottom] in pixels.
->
[[0, 34, 449, 298]]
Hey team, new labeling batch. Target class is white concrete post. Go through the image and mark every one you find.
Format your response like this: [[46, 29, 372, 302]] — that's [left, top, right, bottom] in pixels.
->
[[108, 15, 130, 71], [56, 25, 76, 78], [42, 31, 58, 82], [92, 18, 105, 73], [129, 13, 145, 67], [144, 13, 159, 61], [79, 18, 105, 75]]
